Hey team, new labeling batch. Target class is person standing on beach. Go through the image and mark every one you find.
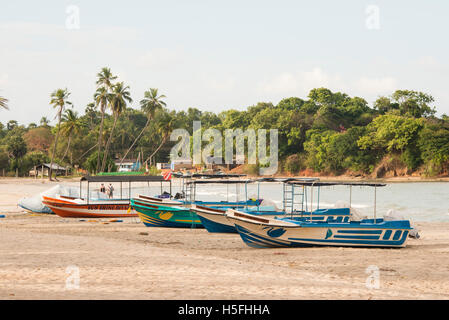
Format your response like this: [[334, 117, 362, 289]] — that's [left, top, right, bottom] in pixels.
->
[[107, 183, 114, 199], [100, 184, 106, 193]]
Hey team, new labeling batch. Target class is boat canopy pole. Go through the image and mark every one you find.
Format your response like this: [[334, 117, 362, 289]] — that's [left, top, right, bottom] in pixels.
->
[[244, 180, 248, 210], [349, 185, 352, 208], [374, 186, 377, 223], [310, 183, 313, 220], [236, 183, 239, 202]]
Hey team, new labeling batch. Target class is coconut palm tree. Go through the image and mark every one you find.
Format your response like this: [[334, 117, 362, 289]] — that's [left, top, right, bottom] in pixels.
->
[[101, 82, 132, 172], [40, 116, 50, 127], [60, 109, 83, 163], [96, 67, 117, 90], [93, 87, 111, 173], [0, 95, 9, 110], [118, 88, 166, 168], [144, 112, 174, 166], [49, 88, 72, 180], [94, 67, 117, 173], [85, 102, 98, 130]]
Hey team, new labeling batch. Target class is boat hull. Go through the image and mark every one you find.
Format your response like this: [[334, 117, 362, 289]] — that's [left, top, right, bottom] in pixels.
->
[[42, 197, 137, 218], [131, 199, 203, 228], [193, 206, 352, 234], [227, 211, 411, 248]]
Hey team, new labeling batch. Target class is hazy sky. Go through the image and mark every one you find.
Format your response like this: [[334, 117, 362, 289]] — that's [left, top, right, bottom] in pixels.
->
[[1, 0, 448, 125]]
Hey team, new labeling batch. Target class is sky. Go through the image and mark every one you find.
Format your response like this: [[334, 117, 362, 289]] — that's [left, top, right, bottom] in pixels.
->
[[1, 0, 448, 125]]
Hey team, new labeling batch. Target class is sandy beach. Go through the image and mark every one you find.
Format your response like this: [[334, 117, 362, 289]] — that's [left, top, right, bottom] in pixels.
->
[[1, 178, 449, 300]]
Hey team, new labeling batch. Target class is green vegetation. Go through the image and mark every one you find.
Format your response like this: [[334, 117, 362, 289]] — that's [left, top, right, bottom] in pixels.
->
[[1, 72, 449, 178]]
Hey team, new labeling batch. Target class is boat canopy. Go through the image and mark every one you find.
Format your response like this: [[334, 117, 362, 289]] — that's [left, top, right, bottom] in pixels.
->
[[80, 175, 169, 183], [173, 173, 247, 179], [186, 179, 253, 185], [285, 180, 386, 187]]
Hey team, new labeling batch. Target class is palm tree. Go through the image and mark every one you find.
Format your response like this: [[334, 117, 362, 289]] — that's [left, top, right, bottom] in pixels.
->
[[144, 112, 174, 166], [95, 67, 117, 173], [101, 82, 132, 172], [93, 87, 111, 173], [60, 109, 83, 164], [96, 67, 117, 90], [40, 117, 50, 127], [0, 95, 8, 110], [85, 102, 97, 130], [49, 88, 72, 180], [119, 88, 166, 168]]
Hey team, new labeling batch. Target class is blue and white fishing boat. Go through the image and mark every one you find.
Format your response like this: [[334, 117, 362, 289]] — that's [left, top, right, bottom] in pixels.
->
[[226, 181, 415, 248], [192, 178, 354, 233]]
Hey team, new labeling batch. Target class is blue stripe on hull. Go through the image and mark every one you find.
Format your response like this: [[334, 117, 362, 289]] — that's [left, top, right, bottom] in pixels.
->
[[288, 231, 409, 247], [197, 215, 237, 233], [333, 235, 380, 240], [235, 225, 311, 248], [235, 225, 409, 248], [336, 229, 383, 234]]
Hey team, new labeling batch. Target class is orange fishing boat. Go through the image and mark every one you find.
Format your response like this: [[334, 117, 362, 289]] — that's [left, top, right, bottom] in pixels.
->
[[42, 196, 136, 218], [42, 175, 173, 218]]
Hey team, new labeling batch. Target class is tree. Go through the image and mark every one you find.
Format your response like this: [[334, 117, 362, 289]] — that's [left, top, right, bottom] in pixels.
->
[[23, 127, 53, 153], [119, 88, 166, 167], [85, 102, 98, 130], [95, 67, 117, 173], [374, 96, 398, 114], [49, 88, 72, 180], [0, 95, 8, 110], [60, 109, 83, 163], [276, 97, 304, 111], [84, 151, 116, 174], [308, 88, 349, 107], [418, 124, 449, 175], [6, 132, 27, 173], [144, 111, 174, 166], [40, 117, 50, 127], [391, 90, 436, 118], [7, 120, 18, 131], [357, 114, 423, 153], [101, 82, 132, 172]]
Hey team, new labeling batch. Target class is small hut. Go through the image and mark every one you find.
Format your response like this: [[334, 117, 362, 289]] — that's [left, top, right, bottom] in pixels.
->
[[30, 163, 70, 178]]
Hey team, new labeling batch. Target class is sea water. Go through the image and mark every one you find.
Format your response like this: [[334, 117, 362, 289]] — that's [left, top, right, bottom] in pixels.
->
[[174, 182, 449, 223]]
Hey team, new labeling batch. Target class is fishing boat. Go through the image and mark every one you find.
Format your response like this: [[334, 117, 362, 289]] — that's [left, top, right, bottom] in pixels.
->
[[192, 178, 353, 233], [131, 199, 203, 228], [227, 181, 414, 248], [131, 174, 263, 228], [43, 175, 172, 218], [193, 204, 352, 233]]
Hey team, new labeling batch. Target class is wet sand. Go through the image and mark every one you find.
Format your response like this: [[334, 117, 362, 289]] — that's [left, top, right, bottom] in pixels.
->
[[1, 178, 449, 299]]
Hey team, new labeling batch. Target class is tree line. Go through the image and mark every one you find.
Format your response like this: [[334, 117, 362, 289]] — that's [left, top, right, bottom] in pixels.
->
[[1, 68, 449, 178]]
